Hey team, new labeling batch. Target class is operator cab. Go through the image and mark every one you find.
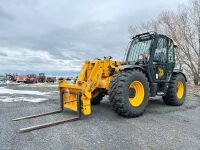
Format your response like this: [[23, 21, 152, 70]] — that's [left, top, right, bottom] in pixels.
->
[[125, 32, 176, 83]]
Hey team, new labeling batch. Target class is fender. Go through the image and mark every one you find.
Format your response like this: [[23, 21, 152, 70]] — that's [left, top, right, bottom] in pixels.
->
[[173, 69, 187, 82], [119, 65, 153, 82], [119, 65, 145, 71]]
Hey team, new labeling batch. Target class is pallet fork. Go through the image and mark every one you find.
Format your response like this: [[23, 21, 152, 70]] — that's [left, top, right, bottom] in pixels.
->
[[12, 90, 82, 132]]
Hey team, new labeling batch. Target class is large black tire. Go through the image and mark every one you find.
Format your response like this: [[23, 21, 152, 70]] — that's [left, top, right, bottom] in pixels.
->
[[91, 90, 104, 105], [109, 70, 150, 117], [163, 74, 186, 106]]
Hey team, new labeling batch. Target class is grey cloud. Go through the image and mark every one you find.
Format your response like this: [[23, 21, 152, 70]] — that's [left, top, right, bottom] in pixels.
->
[[0, 6, 14, 21], [0, 0, 187, 73], [0, 51, 8, 57]]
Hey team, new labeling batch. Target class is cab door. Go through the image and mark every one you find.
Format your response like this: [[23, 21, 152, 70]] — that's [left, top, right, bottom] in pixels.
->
[[151, 35, 168, 82]]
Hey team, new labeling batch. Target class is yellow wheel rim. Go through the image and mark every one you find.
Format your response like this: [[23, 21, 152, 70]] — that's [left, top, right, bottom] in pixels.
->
[[177, 81, 184, 99], [128, 81, 144, 107]]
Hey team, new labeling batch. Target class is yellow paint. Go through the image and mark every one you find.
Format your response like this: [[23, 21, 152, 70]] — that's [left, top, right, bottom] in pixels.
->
[[128, 81, 145, 107], [177, 81, 184, 99], [158, 67, 164, 77], [59, 59, 123, 115]]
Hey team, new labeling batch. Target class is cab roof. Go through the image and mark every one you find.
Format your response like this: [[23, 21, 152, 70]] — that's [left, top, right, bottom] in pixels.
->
[[133, 32, 178, 47]]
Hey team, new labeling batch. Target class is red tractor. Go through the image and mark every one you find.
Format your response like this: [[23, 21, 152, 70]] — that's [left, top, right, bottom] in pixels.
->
[[16, 75, 26, 83], [24, 74, 38, 83]]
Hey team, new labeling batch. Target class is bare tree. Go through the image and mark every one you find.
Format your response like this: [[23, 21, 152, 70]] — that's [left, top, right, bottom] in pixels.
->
[[129, 19, 158, 35]]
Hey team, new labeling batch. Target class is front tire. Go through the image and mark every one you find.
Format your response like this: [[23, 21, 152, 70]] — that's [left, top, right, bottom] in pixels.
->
[[163, 74, 186, 106], [109, 70, 150, 117]]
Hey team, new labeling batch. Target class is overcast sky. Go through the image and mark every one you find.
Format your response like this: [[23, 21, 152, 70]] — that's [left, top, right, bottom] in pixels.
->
[[0, 0, 187, 74]]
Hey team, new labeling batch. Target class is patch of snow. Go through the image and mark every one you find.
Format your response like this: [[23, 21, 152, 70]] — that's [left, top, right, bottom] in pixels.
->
[[48, 84, 58, 87], [5, 80, 21, 84], [18, 83, 57, 87], [5, 80, 11, 84], [0, 96, 48, 102], [0, 87, 49, 95], [0, 80, 22, 85]]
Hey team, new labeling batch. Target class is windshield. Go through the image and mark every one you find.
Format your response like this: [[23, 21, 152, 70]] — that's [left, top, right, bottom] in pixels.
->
[[126, 38, 152, 62]]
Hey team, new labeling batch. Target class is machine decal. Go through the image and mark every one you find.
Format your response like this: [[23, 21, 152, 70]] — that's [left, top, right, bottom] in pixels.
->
[[158, 67, 164, 77]]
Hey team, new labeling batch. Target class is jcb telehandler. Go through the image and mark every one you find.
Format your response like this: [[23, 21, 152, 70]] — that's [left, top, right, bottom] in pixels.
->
[[13, 32, 187, 132]]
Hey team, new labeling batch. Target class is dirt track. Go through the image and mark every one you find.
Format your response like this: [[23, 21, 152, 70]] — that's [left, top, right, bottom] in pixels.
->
[[0, 84, 200, 150]]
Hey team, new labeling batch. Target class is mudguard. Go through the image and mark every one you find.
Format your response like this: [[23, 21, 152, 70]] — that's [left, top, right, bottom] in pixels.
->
[[119, 65, 145, 71], [173, 69, 187, 82]]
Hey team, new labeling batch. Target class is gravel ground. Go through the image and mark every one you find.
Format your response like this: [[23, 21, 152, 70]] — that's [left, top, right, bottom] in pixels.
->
[[0, 84, 200, 150]]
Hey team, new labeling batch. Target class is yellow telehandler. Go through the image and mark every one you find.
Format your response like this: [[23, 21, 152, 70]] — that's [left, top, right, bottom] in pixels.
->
[[13, 32, 187, 132]]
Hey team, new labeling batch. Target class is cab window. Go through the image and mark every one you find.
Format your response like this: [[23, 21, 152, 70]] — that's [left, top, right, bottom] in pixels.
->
[[168, 40, 175, 63], [154, 37, 167, 63]]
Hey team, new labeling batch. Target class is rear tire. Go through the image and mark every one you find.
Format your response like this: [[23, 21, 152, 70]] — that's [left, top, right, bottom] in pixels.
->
[[109, 70, 150, 117], [163, 74, 186, 106]]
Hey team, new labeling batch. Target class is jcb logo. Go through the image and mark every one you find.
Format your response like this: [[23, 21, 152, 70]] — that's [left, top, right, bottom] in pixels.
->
[[158, 68, 164, 77]]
